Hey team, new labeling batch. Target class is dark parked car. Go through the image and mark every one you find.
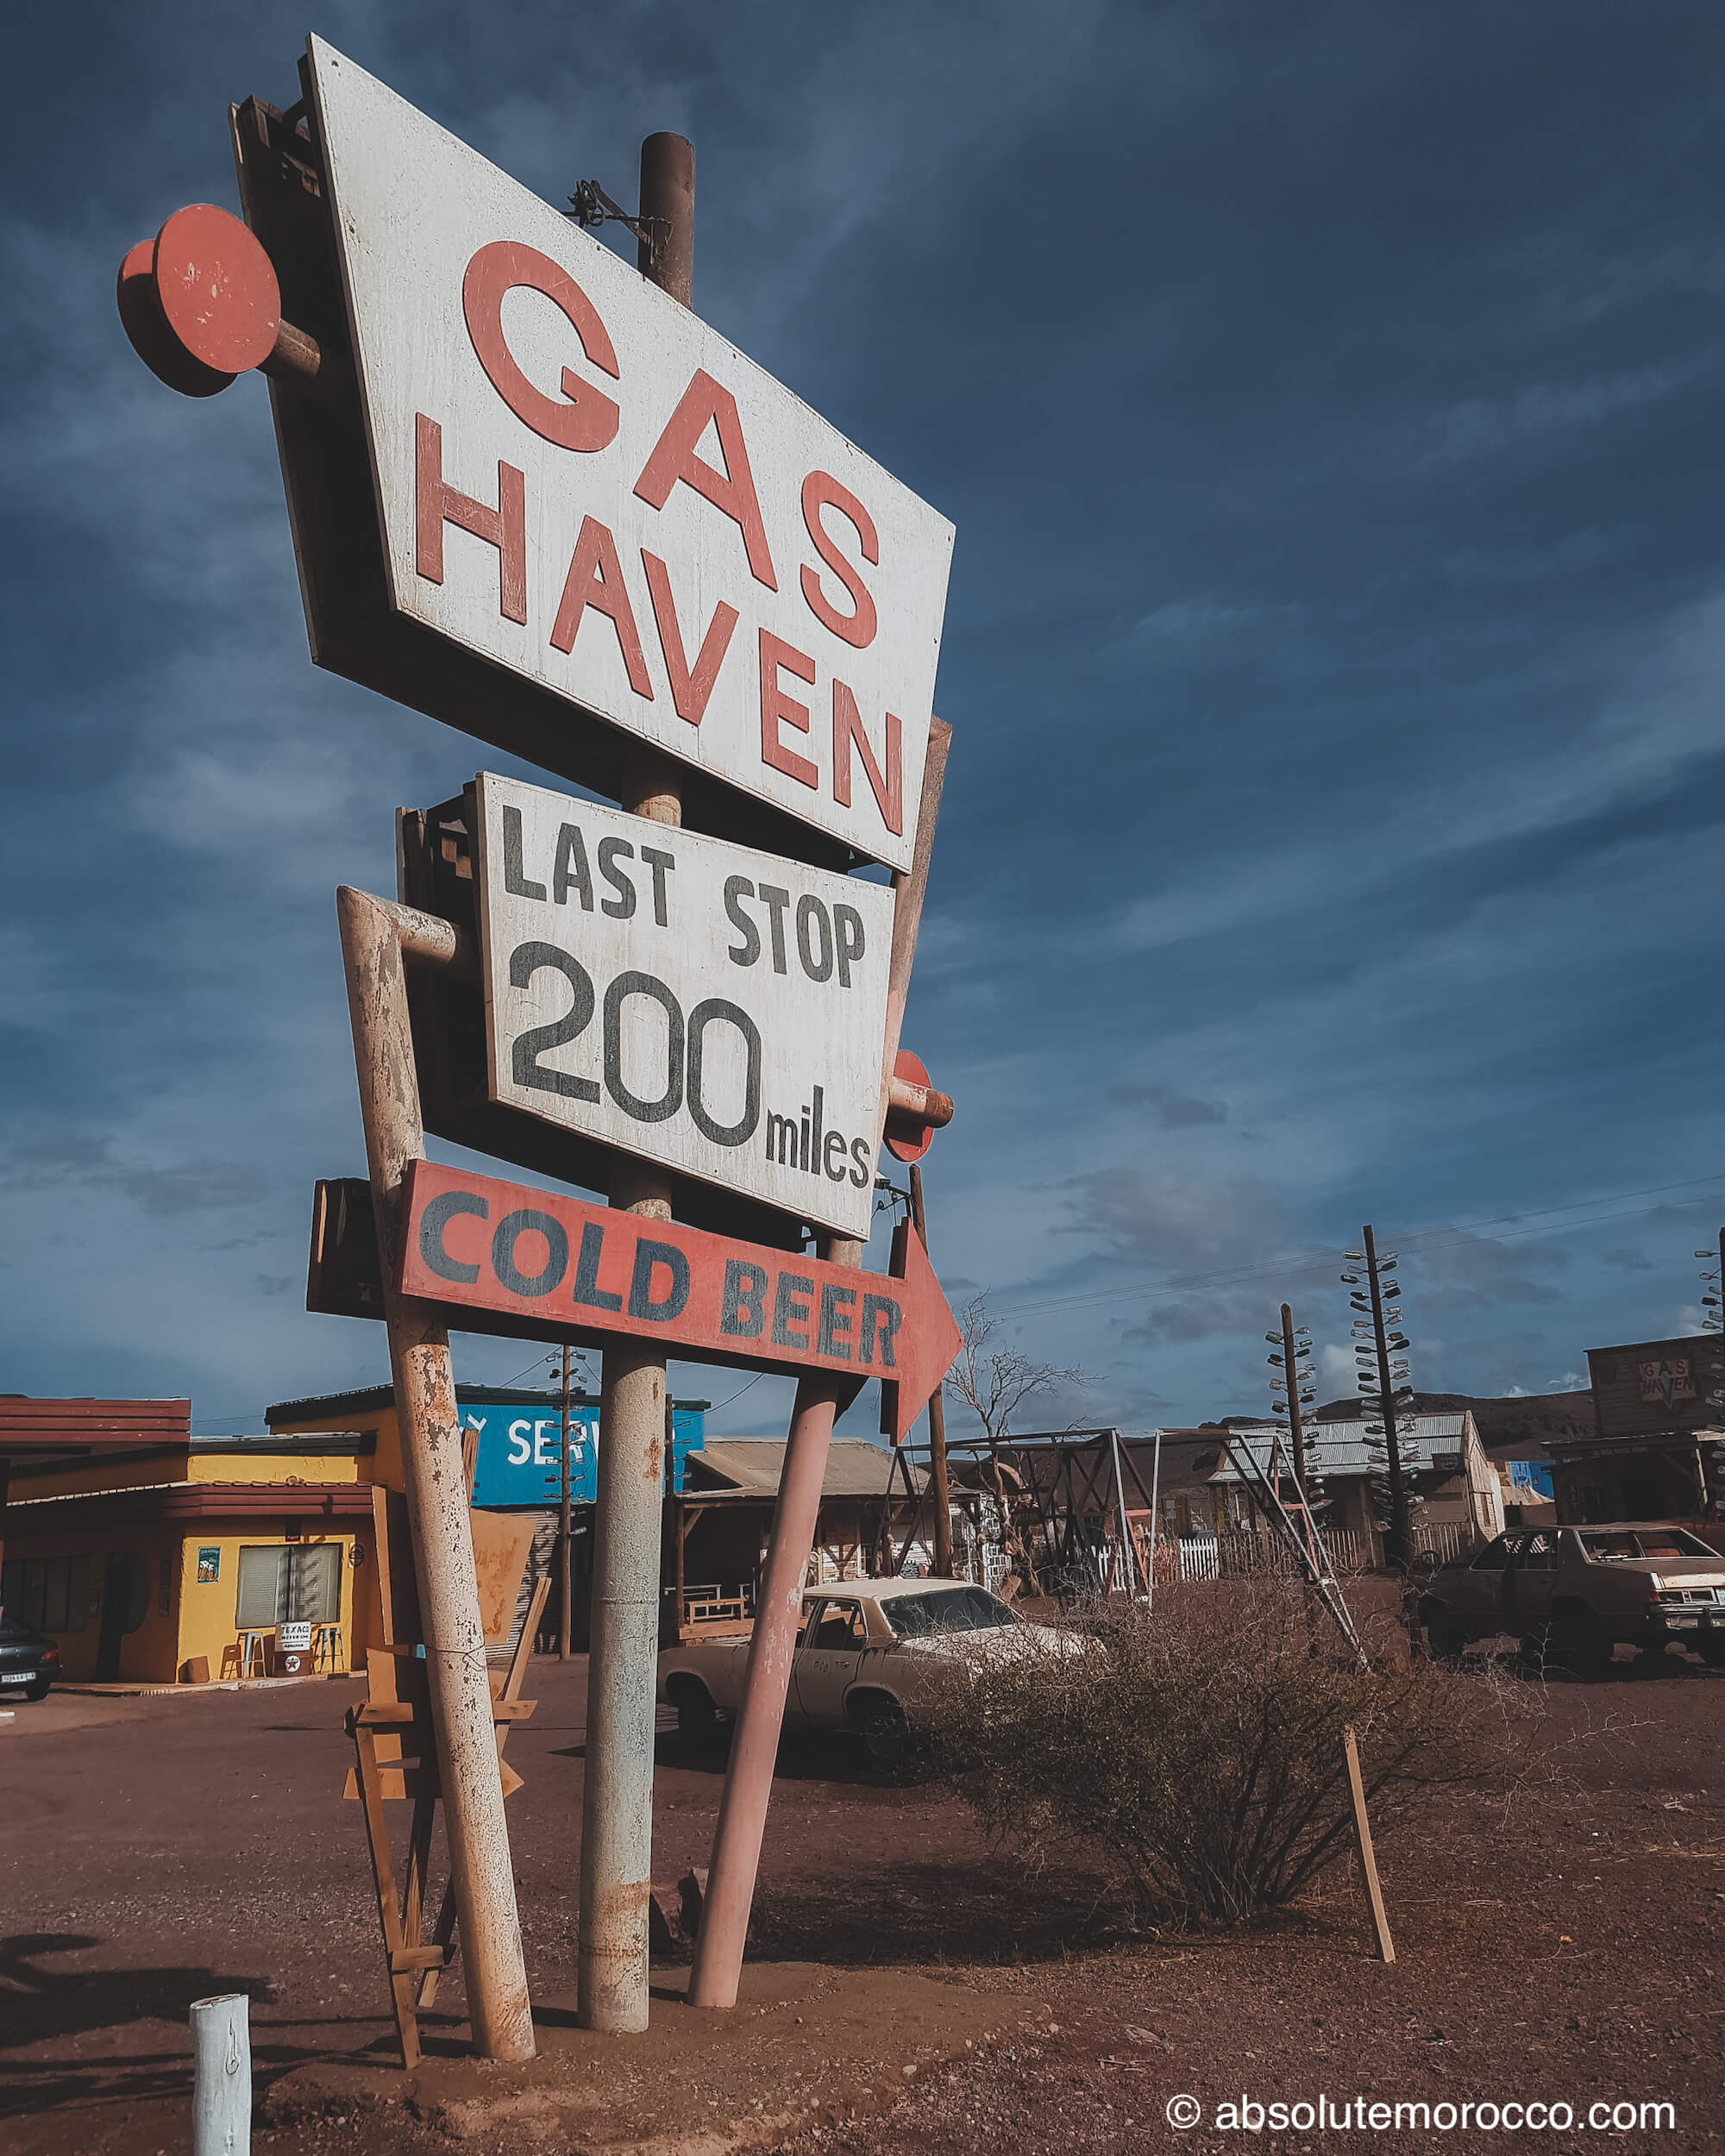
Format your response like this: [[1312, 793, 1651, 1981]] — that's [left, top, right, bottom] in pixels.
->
[[1419, 1522, 1725, 1671], [0, 1611, 60, 1702]]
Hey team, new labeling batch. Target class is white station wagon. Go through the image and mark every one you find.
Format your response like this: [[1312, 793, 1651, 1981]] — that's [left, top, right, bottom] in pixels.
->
[[657, 1576, 1064, 1765]]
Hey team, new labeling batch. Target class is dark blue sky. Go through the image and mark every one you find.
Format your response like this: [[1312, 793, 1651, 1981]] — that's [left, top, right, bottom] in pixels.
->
[[6, 2, 1725, 1437]]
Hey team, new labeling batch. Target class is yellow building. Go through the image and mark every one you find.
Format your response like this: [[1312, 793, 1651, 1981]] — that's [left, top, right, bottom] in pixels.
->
[[1, 1381, 665, 1682], [2, 1414, 380, 1686]]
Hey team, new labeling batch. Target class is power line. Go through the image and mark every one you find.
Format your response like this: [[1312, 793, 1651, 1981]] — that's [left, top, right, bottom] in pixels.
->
[[998, 1169, 1725, 1324], [704, 1369, 768, 1415]]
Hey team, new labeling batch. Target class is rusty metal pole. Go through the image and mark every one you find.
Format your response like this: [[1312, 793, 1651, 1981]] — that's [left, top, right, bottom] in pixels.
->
[[908, 1165, 955, 1576], [559, 1343, 573, 1662], [689, 725, 950, 2011], [686, 1354, 850, 2011], [336, 886, 534, 2062], [577, 128, 693, 2037]]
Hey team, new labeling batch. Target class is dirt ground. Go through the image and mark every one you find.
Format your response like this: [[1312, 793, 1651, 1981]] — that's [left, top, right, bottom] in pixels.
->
[[2, 1643, 1721, 2154]]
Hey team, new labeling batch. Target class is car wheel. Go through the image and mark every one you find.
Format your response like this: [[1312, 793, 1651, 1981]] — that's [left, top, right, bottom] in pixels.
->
[[1555, 1615, 1614, 1675], [23, 1680, 51, 1702], [1421, 1607, 1465, 1663], [669, 1682, 717, 1747], [856, 1698, 912, 1772], [1695, 1635, 1725, 1668]]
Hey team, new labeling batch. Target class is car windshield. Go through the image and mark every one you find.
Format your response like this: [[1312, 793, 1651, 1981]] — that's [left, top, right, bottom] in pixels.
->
[[888, 1587, 1018, 1639], [1580, 1528, 1716, 1561]]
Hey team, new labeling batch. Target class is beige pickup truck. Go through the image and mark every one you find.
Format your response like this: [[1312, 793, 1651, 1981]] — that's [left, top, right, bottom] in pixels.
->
[[657, 1576, 1063, 1765], [1418, 1521, 1725, 1670]]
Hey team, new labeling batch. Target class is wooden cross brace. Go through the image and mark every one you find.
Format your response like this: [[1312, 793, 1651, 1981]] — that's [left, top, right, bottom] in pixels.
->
[[344, 1574, 550, 2067]]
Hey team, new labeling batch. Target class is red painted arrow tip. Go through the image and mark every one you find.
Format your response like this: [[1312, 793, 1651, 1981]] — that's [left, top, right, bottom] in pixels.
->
[[890, 1214, 962, 1445]]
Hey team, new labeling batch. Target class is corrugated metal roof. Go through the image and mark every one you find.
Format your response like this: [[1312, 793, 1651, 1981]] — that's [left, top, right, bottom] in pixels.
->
[[690, 1438, 925, 1498], [1211, 1416, 1471, 1481]]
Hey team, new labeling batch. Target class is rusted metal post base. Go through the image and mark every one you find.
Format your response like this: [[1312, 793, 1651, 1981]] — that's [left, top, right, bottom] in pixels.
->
[[688, 1349, 850, 2010], [337, 885, 535, 2063]]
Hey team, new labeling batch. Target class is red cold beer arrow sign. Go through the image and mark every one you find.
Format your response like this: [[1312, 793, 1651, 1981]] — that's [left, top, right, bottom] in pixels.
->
[[398, 1159, 959, 1443]]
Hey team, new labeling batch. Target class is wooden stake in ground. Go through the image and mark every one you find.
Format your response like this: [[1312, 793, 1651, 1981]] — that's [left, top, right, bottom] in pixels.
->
[[1342, 1722, 1396, 1964]]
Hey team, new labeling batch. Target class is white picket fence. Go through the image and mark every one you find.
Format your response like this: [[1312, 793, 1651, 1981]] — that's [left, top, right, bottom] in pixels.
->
[[1138, 1518, 1478, 1584]]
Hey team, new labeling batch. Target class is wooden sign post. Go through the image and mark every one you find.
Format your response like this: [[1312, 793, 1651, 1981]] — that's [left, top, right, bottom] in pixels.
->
[[337, 887, 537, 2059]]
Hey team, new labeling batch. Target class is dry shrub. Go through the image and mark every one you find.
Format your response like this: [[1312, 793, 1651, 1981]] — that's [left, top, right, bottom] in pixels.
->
[[927, 1578, 1537, 1927]]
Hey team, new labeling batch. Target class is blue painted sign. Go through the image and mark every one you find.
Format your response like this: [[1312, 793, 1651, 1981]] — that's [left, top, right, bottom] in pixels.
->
[[460, 1390, 705, 1509]]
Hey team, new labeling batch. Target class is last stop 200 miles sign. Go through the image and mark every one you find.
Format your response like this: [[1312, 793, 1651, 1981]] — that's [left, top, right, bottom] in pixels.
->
[[475, 771, 895, 1242]]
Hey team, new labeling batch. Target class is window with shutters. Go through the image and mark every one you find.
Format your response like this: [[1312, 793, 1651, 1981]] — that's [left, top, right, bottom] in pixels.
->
[[0, 1555, 93, 1633], [235, 1544, 342, 1627]]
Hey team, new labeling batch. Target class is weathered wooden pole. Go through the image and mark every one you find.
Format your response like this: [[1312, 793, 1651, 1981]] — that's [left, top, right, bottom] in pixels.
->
[[577, 128, 694, 2037], [1343, 1724, 1396, 1964], [336, 887, 534, 2060], [908, 1164, 955, 1576]]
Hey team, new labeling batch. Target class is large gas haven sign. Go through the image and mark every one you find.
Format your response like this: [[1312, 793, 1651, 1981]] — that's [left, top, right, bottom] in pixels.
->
[[309, 38, 954, 873]]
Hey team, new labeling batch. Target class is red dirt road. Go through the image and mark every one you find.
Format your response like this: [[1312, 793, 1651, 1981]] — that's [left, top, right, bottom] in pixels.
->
[[2, 1649, 1722, 2153]]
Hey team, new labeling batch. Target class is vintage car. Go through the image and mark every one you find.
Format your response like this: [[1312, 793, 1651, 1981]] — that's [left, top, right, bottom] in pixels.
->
[[1418, 1521, 1725, 1670], [656, 1576, 1065, 1764]]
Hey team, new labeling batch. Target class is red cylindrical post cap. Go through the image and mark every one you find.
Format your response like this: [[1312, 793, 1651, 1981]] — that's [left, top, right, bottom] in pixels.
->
[[117, 235, 231, 397], [884, 1049, 938, 1163], [153, 204, 281, 375]]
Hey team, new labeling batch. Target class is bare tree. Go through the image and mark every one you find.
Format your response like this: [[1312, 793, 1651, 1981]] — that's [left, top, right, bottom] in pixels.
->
[[944, 1293, 1091, 1447], [944, 1294, 1092, 1595]]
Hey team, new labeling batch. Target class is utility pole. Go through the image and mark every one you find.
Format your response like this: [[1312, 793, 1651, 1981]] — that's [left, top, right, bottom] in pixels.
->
[[578, 128, 693, 2039], [559, 1343, 573, 1662], [1361, 1225, 1413, 1570], [909, 1164, 955, 1576], [1281, 1303, 1310, 1502]]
